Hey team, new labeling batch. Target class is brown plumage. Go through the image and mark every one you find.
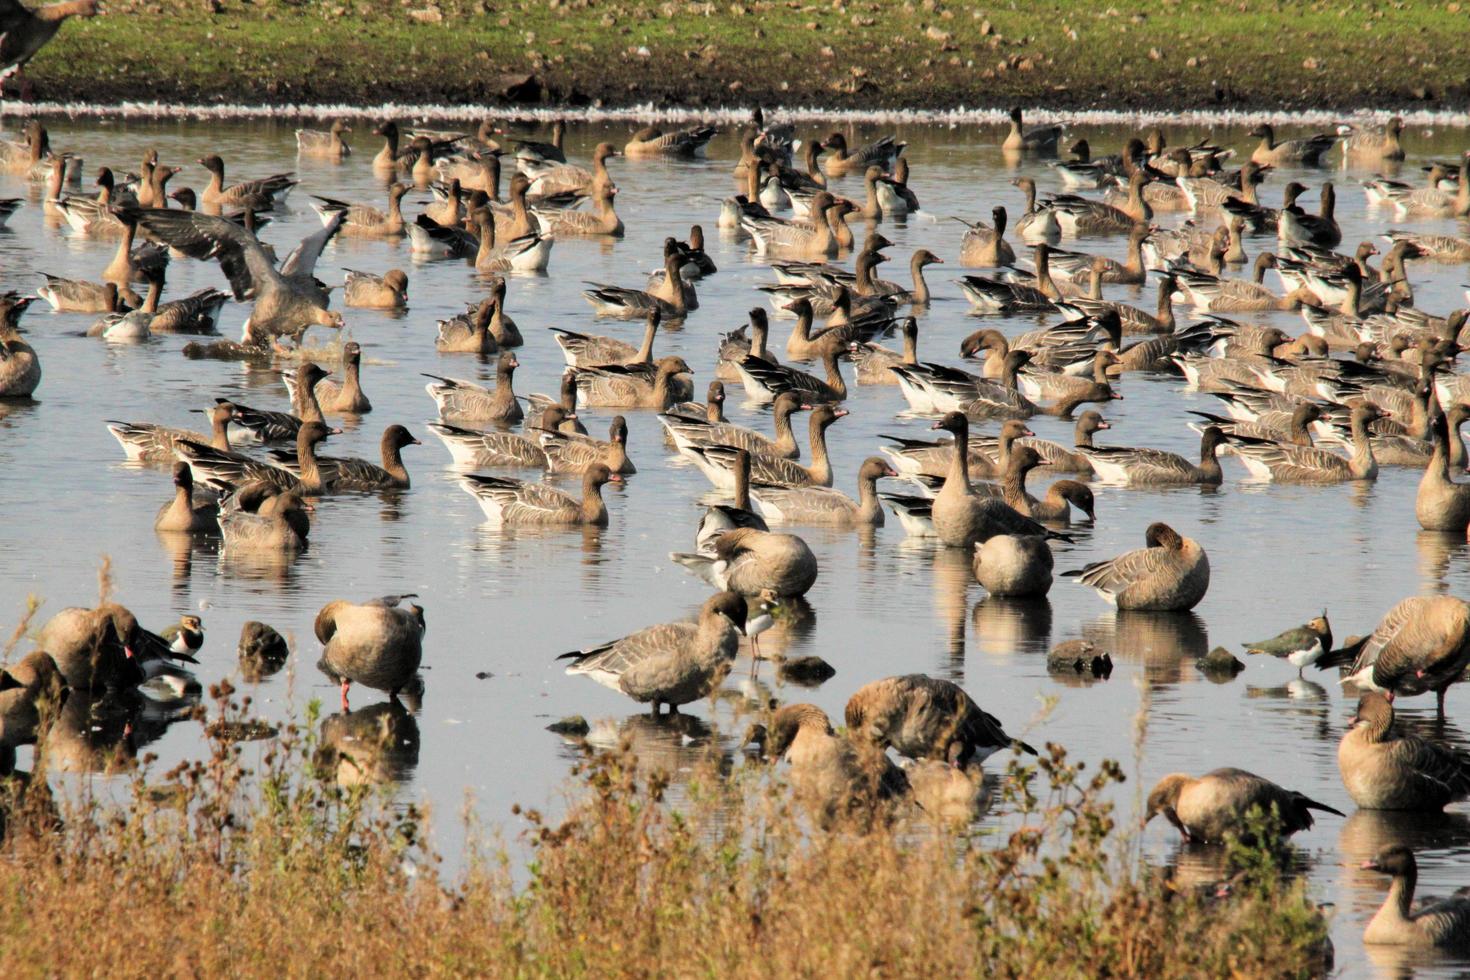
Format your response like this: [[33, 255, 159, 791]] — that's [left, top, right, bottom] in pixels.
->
[[845, 674, 1037, 768], [315, 595, 426, 710], [1145, 768, 1343, 843], [1065, 522, 1209, 612], [1339, 692, 1470, 810], [1361, 846, 1470, 948]]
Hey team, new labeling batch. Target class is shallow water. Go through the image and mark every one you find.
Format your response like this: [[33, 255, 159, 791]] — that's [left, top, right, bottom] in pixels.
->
[[2, 115, 1470, 977]]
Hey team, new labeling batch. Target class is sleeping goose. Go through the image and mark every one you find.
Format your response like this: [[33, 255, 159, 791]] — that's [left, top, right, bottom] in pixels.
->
[[670, 527, 818, 598], [1064, 522, 1209, 611], [460, 464, 621, 526], [315, 595, 425, 710]]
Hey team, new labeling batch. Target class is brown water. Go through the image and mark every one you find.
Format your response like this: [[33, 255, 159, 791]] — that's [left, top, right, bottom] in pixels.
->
[[2, 116, 1470, 977]]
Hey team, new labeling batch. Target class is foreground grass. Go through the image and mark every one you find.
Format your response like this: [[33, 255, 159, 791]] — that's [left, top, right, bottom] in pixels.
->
[[27, 0, 1470, 110], [0, 684, 1332, 978]]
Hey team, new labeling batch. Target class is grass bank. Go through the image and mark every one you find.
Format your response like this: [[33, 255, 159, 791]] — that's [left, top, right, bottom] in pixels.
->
[[26, 0, 1470, 112], [0, 687, 1332, 976]]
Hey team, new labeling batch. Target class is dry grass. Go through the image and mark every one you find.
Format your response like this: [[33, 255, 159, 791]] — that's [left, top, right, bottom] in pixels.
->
[[0, 674, 1333, 978]]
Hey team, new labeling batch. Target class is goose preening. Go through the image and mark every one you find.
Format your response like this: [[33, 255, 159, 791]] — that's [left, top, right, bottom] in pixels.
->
[[1339, 692, 1470, 811], [1360, 847, 1470, 949], [671, 526, 818, 598], [845, 674, 1037, 767], [1145, 768, 1343, 843], [1317, 595, 1470, 718], [558, 591, 746, 716], [1064, 522, 1209, 612], [315, 595, 425, 710], [1243, 612, 1332, 676]]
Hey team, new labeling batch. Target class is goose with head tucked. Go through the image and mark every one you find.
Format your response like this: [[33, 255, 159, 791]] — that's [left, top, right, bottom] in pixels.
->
[[670, 526, 818, 598], [1065, 522, 1209, 612]]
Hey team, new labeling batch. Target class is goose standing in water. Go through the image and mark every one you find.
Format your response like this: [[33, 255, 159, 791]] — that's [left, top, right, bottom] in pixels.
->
[[316, 595, 425, 710], [558, 591, 746, 716], [671, 526, 818, 598], [1338, 692, 1470, 810], [1360, 847, 1470, 949], [1145, 768, 1343, 843], [1317, 595, 1470, 718], [1065, 522, 1209, 612], [928, 412, 1058, 549], [845, 674, 1037, 766], [973, 534, 1053, 598]]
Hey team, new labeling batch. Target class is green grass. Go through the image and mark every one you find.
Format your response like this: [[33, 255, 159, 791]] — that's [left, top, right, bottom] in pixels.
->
[[25, 0, 1470, 110]]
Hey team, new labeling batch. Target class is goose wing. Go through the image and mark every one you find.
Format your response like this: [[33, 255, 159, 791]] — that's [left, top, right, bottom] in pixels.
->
[[128, 207, 279, 302]]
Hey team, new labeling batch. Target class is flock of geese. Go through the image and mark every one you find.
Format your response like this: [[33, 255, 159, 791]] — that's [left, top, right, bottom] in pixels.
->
[[6, 106, 1470, 950]]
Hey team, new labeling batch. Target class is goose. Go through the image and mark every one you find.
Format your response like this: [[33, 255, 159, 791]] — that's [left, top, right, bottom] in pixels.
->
[[1372, 156, 1470, 218], [427, 408, 568, 470], [1279, 181, 1341, 248], [130, 206, 344, 345], [1049, 138, 1109, 189], [1384, 229, 1470, 263], [536, 416, 636, 476], [558, 591, 745, 716], [741, 192, 841, 258], [850, 316, 919, 384], [1188, 403, 1321, 449], [197, 154, 295, 214], [178, 420, 338, 495], [1001, 107, 1061, 153], [973, 534, 1053, 598], [874, 156, 921, 214], [958, 243, 1062, 314], [1002, 447, 1095, 526], [1339, 692, 1470, 811], [1231, 402, 1386, 482], [956, 206, 1016, 267], [1016, 350, 1121, 404], [315, 595, 425, 710], [880, 418, 1033, 481], [743, 704, 909, 826], [295, 119, 351, 158], [407, 211, 476, 259], [1176, 253, 1312, 313], [533, 182, 623, 237], [820, 132, 902, 176], [735, 347, 847, 404], [435, 297, 497, 355], [1065, 522, 1209, 611], [525, 373, 588, 436], [1415, 410, 1470, 532], [928, 412, 1063, 550], [1050, 224, 1149, 286], [423, 353, 523, 423], [471, 208, 554, 274], [1316, 595, 1470, 718], [1016, 410, 1110, 473], [312, 183, 410, 238], [217, 488, 312, 553], [305, 344, 371, 416], [343, 269, 407, 310], [36, 275, 133, 313], [1178, 161, 1266, 212], [422, 177, 463, 227], [1249, 123, 1337, 166], [1049, 171, 1149, 234], [572, 356, 693, 410], [552, 309, 659, 368], [694, 448, 770, 554], [0, 651, 67, 749], [623, 123, 717, 158], [0, 1, 98, 85], [525, 142, 620, 199], [230, 375, 321, 443], [461, 464, 621, 526], [685, 404, 846, 490], [153, 461, 218, 533], [1145, 768, 1342, 844], [1342, 117, 1405, 162], [33, 602, 179, 692], [52, 166, 125, 236], [1081, 427, 1226, 486], [268, 424, 418, 492], [106, 403, 234, 464], [510, 119, 566, 163], [1011, 176, 1061, 244], [0, 293, 39, 397], [670, 526, 818, 598], [1243, 612, 1332, 676], [100, 211, 168, 286], [660, 390, 807, 460], [1361, 847, 1470, 949], [435, 148, 503, 195], [749, 456, 895, 526], [845, 674, 1037, 766], [582, 244, 690, 319]]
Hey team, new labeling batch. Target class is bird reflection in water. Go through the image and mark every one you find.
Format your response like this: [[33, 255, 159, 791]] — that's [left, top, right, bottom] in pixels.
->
[[972, 595, 1053, 658], [1081, 610, 1209, 686], [43, 689, 197, 774], [1415, 530, 1468, 593], [317, 700, 421, 787]]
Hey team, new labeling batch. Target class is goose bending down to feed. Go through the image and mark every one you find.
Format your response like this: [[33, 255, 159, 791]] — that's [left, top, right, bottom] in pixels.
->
[[154, 461, 218, 533], [460, 464, 621, 526], [1145, 768, 1343, 844], [315, 595, 425, 710], [748, 456, 896, 527], [1316, 595, 1470, 718], [573, 356, 693, 410], [1338, 692, 1470, 811], [558, 591, 746, 716], [845, 674, 1037, 766], [1231, 402, 1386, 483], [129, 206, 344, 344], [928, 412, 1063, 550], [1361, 847, 1470, 949], [0, 292, 39, 397], [33, 602, 181, 692], [1243, 612, 1332, 676], [1080, 426, 1226, 486], [671, 526, 818, 598], [423, 353, 523, 423], [1065, 522, 1209, 612], [343, 269, 407, 310], [973, 534, 1053, 598], [218, 489, 312, 552]]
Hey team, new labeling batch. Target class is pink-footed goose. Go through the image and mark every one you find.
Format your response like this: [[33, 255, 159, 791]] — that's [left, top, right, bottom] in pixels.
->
[[1064, 522, 1209, 612], [316, 595, 425, 710], [1145, 768, 1343, 843]]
